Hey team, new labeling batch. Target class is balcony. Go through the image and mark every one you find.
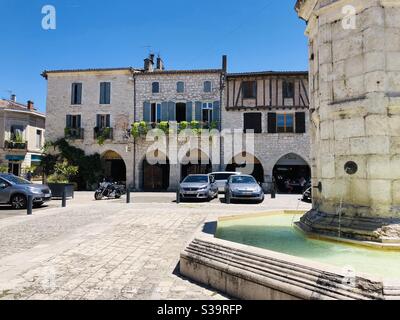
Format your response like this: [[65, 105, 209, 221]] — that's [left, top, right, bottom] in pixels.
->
[[65, 128, 84, 140], [4, 140, 27, 150], [94, 127, 113, 140]]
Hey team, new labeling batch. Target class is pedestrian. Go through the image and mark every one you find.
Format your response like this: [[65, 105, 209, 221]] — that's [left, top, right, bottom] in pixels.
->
[[26, 170, 32, 182]]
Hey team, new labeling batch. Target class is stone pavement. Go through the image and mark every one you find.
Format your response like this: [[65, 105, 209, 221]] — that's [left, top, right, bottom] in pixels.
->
[[0, 193, 311, 300]]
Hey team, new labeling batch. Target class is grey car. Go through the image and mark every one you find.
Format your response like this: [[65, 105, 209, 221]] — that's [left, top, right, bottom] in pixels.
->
[[0, 174, 52, 209], [210, 171, 241, 193], [179, 174, 218, 201], [225, 174, 265, 203]]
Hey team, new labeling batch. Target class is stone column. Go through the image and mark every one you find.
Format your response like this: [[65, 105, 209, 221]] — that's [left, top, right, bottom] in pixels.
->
[[296, 0, 400, 242]]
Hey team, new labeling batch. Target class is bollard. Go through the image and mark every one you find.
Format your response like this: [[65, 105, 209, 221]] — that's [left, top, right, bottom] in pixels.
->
[[225, 191, 231, 204], [27, 195, 33, 215], [271, 187, 276, 199], [62, 190, 67, 207], [126, 190, 131, 203], [176, 187, 180, 204]]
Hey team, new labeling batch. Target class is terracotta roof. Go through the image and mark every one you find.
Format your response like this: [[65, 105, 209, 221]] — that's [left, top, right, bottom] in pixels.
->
[[138, 69, 222, 75], [0, 99, 45, 117], [227, 71, 308, 78]]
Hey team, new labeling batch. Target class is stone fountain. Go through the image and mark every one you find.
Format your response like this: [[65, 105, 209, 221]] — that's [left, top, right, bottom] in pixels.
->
[[295, 0, 400, 244]]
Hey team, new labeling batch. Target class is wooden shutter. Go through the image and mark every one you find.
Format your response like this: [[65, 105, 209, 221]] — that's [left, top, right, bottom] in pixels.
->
[[96, 115, 101, 128], [77, 115, 81, 128], [195, 101, 202, 121], [143, 102, 151, 122], [295, 112, 306, 133], [212, 101, 220, 125], [105, 83, 111, 104], [76, 83, 82, 104], [267, 113, 277, 133], [186, 102, 193, 122], [106, 115, 111, 128], [168, 101, 176, 121], [66, 115, 72, 128], [161, 102, 169, 121], [244, 113, 262, 133], [100, 83, 104, 104]]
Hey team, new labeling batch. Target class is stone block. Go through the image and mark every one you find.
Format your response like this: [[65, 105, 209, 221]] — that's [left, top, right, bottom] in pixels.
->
[[334, 118, 365, 139], [369, 179, 392, 205], [386, 52, 400, 71], [365, 114, 389, 136]]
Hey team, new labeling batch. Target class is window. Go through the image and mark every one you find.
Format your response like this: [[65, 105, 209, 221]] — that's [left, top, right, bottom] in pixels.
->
[[203, 81, 212, 93], [10, 125, 24, 141], [202, 102, 213, 123], [150, 103, 162, 123], [283, 81, 295, 99], [36, 130, 42, 148], [242, 81, 257, 99], [100, 82, 111, 104], [152, 82, 160, 94], [177, 82, 185, 93], [66, 115, 81, 128], [243, 113, 262, 133], [96, 114, 111, 129], [176, 103, 186, 123], [277, 114, 294, 133], [71, 83, 82, 105]]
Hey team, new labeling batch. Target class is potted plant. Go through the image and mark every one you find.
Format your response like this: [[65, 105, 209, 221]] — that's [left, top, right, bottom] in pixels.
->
[[47, 161, 78, 198]]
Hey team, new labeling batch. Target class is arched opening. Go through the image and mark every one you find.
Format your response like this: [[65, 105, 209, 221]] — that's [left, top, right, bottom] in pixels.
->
[[101, 150, 126, 184], [273, 153, 311, 194], [180, 149, 211, 181], [142, 151, 170, 191], [225, 152, 265, 183]]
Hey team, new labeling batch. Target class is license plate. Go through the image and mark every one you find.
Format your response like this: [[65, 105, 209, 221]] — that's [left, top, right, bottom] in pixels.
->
[[186, 191, 197, 195], [44, 193, 51, 197]]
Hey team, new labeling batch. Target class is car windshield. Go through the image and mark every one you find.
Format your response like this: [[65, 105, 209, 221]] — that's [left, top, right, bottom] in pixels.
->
[[183, 176, 209, 183], [211, 173, 236, 181], [2, 175, 32, 185], [230, 176, 256, 184]]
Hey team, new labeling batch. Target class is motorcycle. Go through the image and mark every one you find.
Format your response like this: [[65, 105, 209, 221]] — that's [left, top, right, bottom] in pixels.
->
[[94, 181, 126, 200]]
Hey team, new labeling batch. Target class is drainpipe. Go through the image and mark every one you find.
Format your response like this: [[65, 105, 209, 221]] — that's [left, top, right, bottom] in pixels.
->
[[133, 72, 137, 191], [219, 55, 227, 171]]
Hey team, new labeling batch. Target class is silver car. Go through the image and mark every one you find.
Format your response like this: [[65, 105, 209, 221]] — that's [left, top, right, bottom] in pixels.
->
[[210, 171, 241, 193], [0, 174, 52, 209], [225, 174, 265, 203], [179, 174, 218, 201]]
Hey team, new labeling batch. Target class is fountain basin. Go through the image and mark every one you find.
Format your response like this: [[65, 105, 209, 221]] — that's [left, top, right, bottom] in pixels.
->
[[180, 210, 400, 300]]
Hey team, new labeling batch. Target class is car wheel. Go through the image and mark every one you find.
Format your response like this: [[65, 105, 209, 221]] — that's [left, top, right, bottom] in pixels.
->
[[11, 194, 27, 210]]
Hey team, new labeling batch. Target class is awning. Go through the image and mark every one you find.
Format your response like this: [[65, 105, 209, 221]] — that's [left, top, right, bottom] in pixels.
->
[[31, 155, 43, 162], [6, 155, 25, 161]]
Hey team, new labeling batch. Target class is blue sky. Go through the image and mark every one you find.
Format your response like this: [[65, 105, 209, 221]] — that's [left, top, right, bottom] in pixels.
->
[[0, 0, 308, 112]]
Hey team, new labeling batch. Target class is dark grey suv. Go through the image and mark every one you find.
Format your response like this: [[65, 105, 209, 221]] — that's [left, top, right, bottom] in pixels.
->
[[0, 174, 52, 209]]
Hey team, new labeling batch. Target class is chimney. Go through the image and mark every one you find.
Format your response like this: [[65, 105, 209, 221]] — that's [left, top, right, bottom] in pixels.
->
[[222, 55, 227, 73], [144, 53, 155, 72], [10, 94, 16, 102], [27, 100, 34, 110], [156, 56, 165, 71]]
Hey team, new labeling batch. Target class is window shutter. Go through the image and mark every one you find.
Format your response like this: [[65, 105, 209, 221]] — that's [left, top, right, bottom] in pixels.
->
[[143, 102, 151, 122], [244, 113, 262, 133], [186, 102, 193, 122], [66, 115, 72, 128], [161, 102, 169, 121], [76, 83, 82, 104], [195, 101, 202, 121], [105, 83, 111, 104], [71, 84, 75, 104], [168, 101, 176, 121], [106, 115, 111, 128], [77, 115, 81, 128], [295, 112, 306, 133], [212, 101, 220, 124], [96, 115, 101, 128], [267, 113, 277, 133]]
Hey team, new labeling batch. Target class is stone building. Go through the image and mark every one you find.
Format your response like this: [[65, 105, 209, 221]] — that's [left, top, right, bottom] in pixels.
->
[[296, 0, 400, 241], [43, 54, 311, 192], [223, 71, 310, 192], [0, 96, 45, 176]]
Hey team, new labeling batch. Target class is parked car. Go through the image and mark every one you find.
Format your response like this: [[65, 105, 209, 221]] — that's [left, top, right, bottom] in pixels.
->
[[0, 174, 52, 209], [179, 174, 218, 201], [210, 171, 241, 193], [225, 174, 264, 203]]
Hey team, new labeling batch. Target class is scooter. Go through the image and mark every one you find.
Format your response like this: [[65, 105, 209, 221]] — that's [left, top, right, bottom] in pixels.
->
[[94, 181, 125, 200]]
